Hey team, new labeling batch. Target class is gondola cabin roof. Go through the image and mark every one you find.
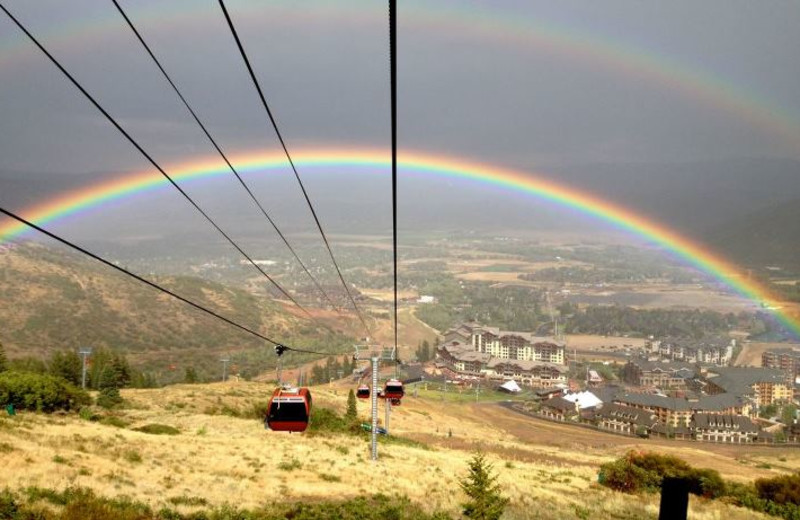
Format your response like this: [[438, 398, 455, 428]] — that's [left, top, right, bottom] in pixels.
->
[[383, 379, 404, 399]]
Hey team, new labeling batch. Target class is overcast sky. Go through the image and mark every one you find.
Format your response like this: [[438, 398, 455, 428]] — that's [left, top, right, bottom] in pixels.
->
[[1, 0, 799, 241]]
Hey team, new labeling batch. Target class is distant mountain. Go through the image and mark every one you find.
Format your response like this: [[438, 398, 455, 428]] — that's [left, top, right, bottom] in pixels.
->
[[704, 198, 800, 270]]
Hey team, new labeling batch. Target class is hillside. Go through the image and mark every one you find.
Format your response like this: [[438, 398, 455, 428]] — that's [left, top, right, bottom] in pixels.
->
[[0, 381, 792, 519], [0, 242, 353, 377]]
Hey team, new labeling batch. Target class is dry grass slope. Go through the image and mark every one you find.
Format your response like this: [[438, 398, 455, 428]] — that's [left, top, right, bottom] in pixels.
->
[[0, 381, 793, 518]]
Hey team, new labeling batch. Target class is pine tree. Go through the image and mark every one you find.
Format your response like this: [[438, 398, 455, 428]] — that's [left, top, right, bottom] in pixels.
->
[[96, 365, 123, 409], [346, 388, 358, 421], [0, 341, 7, 373], [459, 452, 509, 520], [49, 350, 82, 386], [184, 367, 198, 384]]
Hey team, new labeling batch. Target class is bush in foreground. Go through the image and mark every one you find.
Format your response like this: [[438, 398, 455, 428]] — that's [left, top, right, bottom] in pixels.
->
[[0, 487, 452, 519], [600, 451, 800, 520], [0, 371, 90, 412], [599, 451, 725, 498]]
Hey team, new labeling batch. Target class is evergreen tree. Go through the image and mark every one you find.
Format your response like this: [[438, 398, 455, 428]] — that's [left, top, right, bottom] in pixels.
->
[[184, 367, 198, 384], [49, 350, 82, 386], [346, 388, 358, 421], [109, 354, 132, 388], [311, 364, 325, 385], [96, 365, 123, 409], [0, 341, 7, 373], [421, 339, 431, 362], [459, 452, 508, 520]]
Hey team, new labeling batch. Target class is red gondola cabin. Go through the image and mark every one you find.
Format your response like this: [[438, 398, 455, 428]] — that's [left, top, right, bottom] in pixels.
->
[[266, 387, 312, 432], [356, 385, 370, 399], [383, 379, 404, 400]]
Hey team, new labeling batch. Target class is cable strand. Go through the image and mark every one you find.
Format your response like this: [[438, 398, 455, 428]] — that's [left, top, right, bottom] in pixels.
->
[[389, 0, 399, 357], [217, 0, 372, 338], [0, 206, 283, 346], [111, 0, 341, 313], [0, 2, 313, 319]]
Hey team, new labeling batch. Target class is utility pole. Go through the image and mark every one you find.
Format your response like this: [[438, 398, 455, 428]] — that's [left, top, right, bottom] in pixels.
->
[[220, 357, 230, 382], [385, 397, 391, 435], [79, 347, 92, 390], [371, 355, 379, 461]]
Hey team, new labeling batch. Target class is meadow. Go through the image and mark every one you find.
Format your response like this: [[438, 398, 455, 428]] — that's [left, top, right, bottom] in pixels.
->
[[1, 380, 795, 519]]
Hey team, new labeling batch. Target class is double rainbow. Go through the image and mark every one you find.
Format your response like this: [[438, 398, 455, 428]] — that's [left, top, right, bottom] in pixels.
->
[[1, 148, 797, 337], [1, 3, 798, 153]]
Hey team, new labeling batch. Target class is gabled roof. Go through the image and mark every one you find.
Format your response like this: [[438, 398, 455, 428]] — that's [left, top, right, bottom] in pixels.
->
[[705, 367, 789, 396], [627, 358, 695, 374], [438, 342, 490, 364], [487, 358, 568, 373], [693, 393, 745, 412], [596, 403, 657, 427], [541, 396, 577, 413], [562, 391, 602, 410], [692, 413, 758, 433], [615, 393, 692, 411]]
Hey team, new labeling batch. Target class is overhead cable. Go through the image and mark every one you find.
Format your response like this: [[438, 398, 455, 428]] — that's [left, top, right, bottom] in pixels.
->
[[0, 207, 286, 347], [389, 0, 399, 354], [111, 0, 341, 313], [0, 3, 313, 318], [217, 0, 373, 338]]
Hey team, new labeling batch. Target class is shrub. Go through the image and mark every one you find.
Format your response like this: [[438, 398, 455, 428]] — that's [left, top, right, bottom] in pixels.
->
[[167, 495, 208, 506], [278, 458, 303, 471], [319, 473, 342, 482], [0, 489, 18, 518], [598, 451, 726, 498], [308, 406, 359, 435], [756, 473, 800, 506], [123, 450, 142, 464], [0, 371, 90, 412], [133, 424, 180, 435]]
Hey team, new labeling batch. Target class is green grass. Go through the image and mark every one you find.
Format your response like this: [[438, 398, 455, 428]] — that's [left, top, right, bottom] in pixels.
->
[[409, 383, 532, 403], [0, 488, 454, 519]]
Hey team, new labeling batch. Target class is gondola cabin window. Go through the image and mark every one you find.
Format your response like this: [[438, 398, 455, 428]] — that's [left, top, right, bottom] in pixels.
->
[[266, 387, 312, 432]]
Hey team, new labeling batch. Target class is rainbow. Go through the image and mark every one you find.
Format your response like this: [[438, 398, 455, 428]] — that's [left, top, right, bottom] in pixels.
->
[[1, 148, 798, 338], [1, 2, 798, 153]]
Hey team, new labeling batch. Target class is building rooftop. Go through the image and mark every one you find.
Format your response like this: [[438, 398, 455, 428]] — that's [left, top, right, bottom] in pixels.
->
[[541, 396, 576, 413], [486, 358, 568, 373], [615, 393, 693, 411], [627, 358, 696, 374], [452, 322, 565, 347], [596, 403, 657, 427], [692, 413, 758, 433], [705, 367, 789, 396]]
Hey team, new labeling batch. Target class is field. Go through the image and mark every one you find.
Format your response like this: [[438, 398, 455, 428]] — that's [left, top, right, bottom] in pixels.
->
[[0, 381, 794, 519], [736, 341, 800, 367]]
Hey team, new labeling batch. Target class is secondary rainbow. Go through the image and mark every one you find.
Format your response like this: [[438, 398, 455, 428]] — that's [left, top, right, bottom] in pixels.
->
[[1, 148, 798, 337], [1, 2, 798, 153]]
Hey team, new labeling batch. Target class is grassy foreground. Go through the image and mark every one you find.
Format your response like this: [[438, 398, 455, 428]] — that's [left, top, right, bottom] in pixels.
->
[[0, 381, 785, 519]]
